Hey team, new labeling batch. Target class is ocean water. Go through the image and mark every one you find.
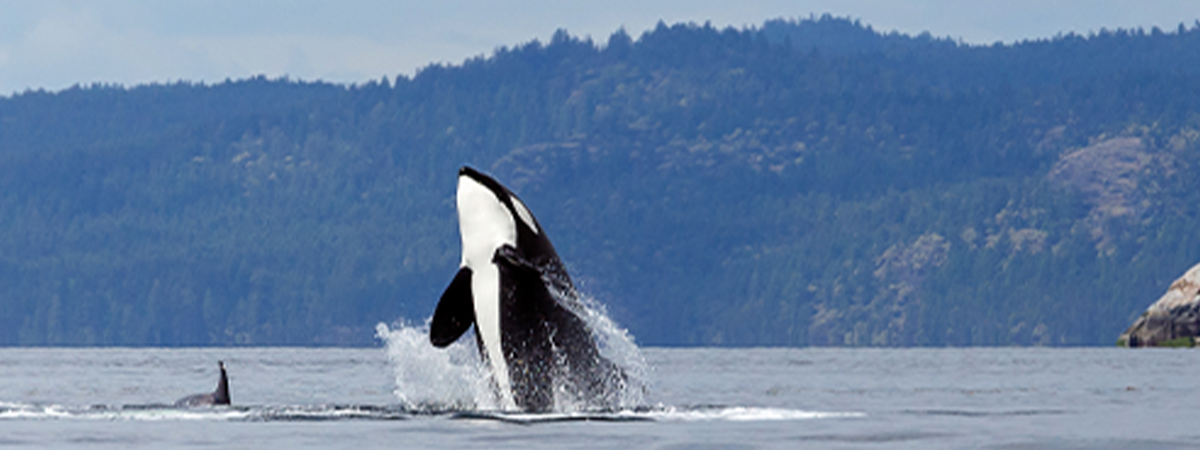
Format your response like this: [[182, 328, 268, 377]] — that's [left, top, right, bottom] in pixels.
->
[[1, 340, 1198, 449]]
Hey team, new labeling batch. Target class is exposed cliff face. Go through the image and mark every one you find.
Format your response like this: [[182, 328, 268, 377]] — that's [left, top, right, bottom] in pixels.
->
[[1119, 262, 1200, 347], [1048, 137, 1151, 216], [869, 233, 951, 345], [808, 233, 952, 346], [1046, 136, 1158, 252]]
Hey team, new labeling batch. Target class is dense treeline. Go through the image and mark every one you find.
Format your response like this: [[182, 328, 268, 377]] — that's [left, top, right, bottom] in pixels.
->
[[0, 16, 1198, 346]]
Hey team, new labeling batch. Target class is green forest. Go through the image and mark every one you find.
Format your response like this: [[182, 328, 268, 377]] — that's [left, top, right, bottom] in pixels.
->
[[0, 16, 1198, 346]]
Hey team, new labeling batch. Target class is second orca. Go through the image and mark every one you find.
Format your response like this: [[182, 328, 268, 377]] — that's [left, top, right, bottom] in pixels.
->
[[175, 361, 230, 407]]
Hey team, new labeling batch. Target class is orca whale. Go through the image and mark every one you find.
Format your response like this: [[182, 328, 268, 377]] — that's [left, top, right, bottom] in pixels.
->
[[430, 166, 625, 412], [175, 361, 230, 407]]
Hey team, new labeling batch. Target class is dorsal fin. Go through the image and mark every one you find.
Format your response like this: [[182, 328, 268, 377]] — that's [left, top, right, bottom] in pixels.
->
[[430, 267, 475, 347], [213, 361, 230, 405]]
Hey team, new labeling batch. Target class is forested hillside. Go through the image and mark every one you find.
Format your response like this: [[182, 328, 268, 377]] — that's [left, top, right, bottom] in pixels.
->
[[1, 16, 1198, 346]]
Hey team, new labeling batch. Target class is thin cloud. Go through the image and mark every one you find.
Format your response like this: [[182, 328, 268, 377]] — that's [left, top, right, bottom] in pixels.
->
[[2, 0, 1200, 95]]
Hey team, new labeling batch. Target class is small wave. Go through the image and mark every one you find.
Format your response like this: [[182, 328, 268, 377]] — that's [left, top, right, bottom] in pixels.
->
[[645, 405, 866, 422], [451, 411, 654, 424], [450, 405, 863, 424], [1, 402, 862, 423], [0, 403, 402, 422], [0, 402, 73, 420], [247, 405, 414, 421], [92, 407, 252, 421], [902, 408, 1068, 418]]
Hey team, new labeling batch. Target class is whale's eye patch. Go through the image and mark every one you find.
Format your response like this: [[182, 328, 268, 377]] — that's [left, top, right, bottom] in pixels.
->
[[510, 197, 539, 235]]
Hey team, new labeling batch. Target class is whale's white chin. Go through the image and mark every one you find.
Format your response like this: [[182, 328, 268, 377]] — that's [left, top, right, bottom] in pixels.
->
[[456, 174, 516, 409]]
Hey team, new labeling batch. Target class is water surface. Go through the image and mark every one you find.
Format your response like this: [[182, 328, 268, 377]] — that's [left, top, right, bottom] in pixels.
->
[[1, 346, 1197, 449]]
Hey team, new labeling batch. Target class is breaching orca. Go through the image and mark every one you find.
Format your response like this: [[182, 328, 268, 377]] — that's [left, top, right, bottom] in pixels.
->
[[430, 166, 625, 412], [175, 361, 230, 407]]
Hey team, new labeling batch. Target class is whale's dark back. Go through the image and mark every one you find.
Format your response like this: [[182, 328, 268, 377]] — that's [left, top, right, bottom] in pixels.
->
[[494, 244, 625, 411], [175, 361, 230, 407]]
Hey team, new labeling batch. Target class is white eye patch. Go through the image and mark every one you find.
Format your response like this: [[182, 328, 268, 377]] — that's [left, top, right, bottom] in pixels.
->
[[510, 197, 539, 235]]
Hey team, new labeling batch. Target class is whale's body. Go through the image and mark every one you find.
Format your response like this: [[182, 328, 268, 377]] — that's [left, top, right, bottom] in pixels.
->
[[430, 167, 623, 412], [175, 361, 230, 407]]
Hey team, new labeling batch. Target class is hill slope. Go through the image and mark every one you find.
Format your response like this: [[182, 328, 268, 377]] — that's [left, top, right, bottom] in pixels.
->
[[1, 16, 1198, 346]]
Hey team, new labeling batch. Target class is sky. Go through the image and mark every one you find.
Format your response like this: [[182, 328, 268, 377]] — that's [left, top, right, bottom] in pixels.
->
[[2, 0, 1200, 96]]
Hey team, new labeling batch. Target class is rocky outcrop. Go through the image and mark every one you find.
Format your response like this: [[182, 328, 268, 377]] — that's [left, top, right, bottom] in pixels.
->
[[1047, 136, 1153, 222], [1119, 262, 1200, 347], [1046, 136, 1163, 253], [874, 233, 951, 299]]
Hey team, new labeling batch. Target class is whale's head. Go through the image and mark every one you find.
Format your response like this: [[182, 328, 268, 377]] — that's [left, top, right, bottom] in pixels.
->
[[456, 166, 540, 270]]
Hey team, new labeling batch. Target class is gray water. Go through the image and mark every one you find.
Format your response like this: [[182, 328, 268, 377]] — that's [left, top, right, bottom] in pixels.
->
[[1, 344, 1198, 449]]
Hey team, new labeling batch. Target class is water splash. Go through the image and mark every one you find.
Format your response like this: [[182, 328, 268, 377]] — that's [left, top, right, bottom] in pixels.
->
[[572, 291, 649, 410], [374, 322, 495, 412], [375, 292, 648, 413]]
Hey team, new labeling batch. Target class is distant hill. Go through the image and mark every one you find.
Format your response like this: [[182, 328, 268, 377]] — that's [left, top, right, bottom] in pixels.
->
[[0, 16, 1198, 346]]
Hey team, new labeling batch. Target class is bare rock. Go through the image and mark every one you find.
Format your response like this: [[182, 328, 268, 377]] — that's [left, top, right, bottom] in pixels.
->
[[1047, 136, 1151, 220], [1046, 136, 1159, 252], [874, 233, 951, 298], [1119, 262, 1200, 347]]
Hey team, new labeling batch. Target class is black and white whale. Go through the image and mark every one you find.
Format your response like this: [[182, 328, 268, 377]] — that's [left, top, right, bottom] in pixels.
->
[[430, 166, 625, 412], [174, 361, 230, 407]]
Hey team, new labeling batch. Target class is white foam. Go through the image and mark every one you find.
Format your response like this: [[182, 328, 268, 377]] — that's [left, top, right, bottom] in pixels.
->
[[375, 322, 496, 411], [380, 288, 649, 413], [468, 406, 867, 423], [645, 406, 866, 422], [91, 409, 251, 421], [0, 403, 72, 420], [573, 291, 649, 409], [0, 402, 251, 421]]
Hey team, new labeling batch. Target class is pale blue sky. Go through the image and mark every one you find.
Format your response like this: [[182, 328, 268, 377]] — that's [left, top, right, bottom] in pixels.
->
[[2, 0, 1199, 96]]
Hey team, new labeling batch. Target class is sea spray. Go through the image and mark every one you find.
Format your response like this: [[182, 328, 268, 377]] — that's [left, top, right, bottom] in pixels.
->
[[374, 322, 496, 411], [376, 298, 649, 413], [573, 291, 649, 410]]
